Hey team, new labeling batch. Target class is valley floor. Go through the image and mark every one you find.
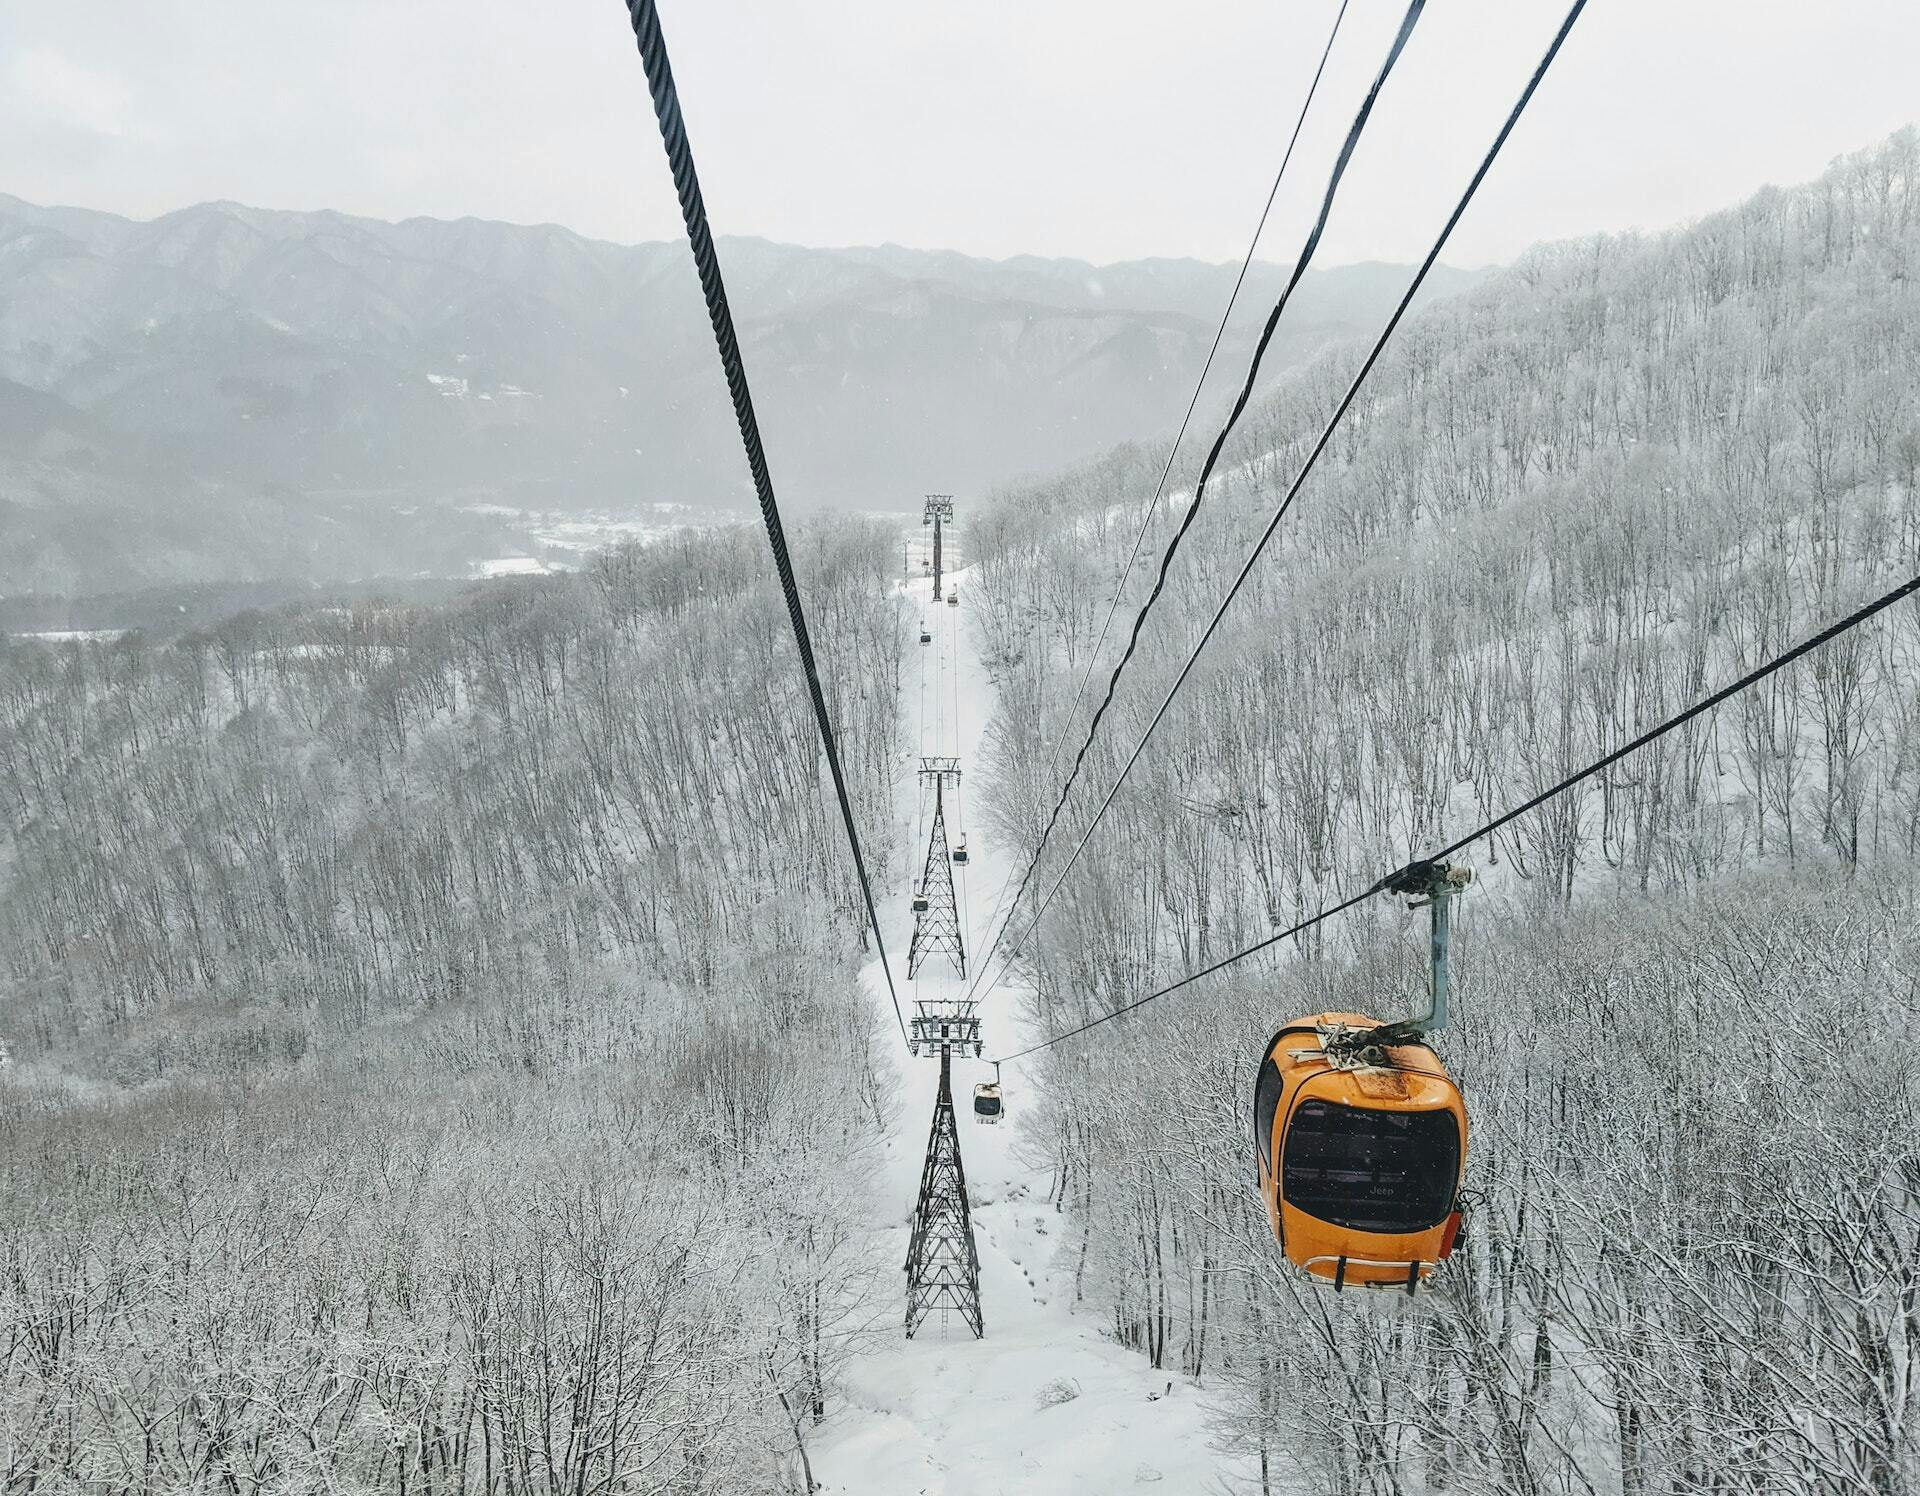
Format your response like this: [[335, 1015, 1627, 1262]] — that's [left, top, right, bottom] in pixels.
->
[[810, 567, 1247, 1495]]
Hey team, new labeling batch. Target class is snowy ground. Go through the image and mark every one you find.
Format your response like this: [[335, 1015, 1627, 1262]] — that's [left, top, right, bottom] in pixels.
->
[[460, 501, 743, 578], [811, 563, 1240, 1495]]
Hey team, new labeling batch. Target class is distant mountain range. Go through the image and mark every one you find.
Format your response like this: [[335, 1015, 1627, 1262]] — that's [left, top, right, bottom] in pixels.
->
[[0, 194, 1485, 595]]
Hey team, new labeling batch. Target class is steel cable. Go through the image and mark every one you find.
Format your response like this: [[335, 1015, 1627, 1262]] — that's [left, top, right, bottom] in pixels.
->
[[620, 0, 909, 1044], [965, 0, 1358, 1000], [994, 569, 1920, 1063], [973, 0, 1588, 1015]]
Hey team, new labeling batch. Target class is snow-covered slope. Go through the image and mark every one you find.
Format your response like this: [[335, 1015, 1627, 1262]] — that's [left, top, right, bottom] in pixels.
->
[[812, 563, 1245, 1494]]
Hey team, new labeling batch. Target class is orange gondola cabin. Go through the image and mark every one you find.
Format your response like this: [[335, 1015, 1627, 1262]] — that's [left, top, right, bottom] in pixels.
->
[[1252, 861, 1473, 1294], [1253, 1015, 1465, 1291]]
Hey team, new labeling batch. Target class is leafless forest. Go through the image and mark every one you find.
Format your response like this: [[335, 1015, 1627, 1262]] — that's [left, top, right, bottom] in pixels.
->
[[4, 120, 1918, 1496], [970, 135, 1920, 1494], [2, 524, 907, 1490]]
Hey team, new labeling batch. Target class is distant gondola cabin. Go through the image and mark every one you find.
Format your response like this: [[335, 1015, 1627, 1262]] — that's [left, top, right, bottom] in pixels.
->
[[973, 1082, 1002, 1122], [1253, 1013, 1466, 1292]]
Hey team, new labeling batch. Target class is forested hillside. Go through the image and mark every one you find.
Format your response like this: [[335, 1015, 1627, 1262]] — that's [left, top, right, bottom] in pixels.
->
[[970, 133, 1920, 1493], [6, 115, 1918, 1496], [0, 519, 906, 1489]]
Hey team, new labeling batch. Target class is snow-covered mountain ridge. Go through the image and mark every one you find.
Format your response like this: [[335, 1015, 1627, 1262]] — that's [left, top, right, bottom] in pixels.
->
[[0, 191, 1483, 596]]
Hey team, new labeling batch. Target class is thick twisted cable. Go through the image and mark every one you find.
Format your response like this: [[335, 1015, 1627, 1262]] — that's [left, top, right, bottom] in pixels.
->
[[621, 0, 908, 1045]]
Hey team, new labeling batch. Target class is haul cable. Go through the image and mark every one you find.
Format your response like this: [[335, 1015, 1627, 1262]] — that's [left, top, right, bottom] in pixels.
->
[[994, 569, 1920, 1063]]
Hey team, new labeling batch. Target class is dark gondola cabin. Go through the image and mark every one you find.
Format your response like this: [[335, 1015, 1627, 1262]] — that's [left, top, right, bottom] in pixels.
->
[[1254, 1012, 1465, 1292], [973, 1082, 1002, 1123], [951, 836, 969, 865], [919, 627, 933, 644], [911, 889, 930, 913]]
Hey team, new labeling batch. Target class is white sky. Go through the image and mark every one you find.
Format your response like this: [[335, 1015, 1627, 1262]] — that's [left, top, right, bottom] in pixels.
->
[[4, 1, 1917, 268]]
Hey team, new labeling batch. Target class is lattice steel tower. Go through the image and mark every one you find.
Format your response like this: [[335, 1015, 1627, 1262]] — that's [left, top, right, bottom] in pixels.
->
[[903, 754, 982, 1338], [908, 758, 965, 981], [904, 1029, 983, 1339], [923, 495, 954, 601]]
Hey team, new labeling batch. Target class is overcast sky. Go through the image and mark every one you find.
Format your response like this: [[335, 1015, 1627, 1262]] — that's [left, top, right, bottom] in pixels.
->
[[4, 1, 1917, 270]]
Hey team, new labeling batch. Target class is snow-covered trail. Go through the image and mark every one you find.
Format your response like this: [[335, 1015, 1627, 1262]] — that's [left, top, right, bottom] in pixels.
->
[[812, 563, 1228, 1495]]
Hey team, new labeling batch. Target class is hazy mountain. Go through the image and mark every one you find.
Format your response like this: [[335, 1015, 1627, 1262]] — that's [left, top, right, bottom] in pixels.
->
[[0, 193, 1483, 593], [0, 374, 522, 598]]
